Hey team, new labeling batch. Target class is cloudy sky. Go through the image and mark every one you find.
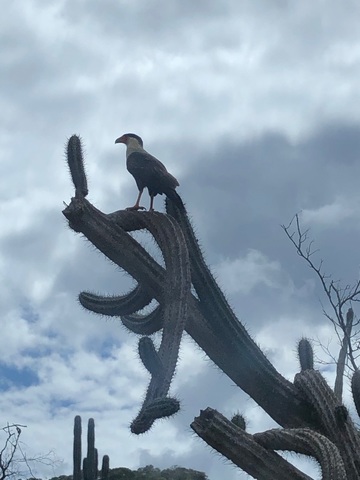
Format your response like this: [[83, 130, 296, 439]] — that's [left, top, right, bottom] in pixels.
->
[[1, 1, 360, 479]]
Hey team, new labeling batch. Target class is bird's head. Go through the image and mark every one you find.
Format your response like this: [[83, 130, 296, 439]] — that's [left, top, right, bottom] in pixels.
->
[[115, 133, 143, 147]]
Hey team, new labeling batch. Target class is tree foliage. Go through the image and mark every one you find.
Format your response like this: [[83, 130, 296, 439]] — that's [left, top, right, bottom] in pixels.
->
[[48, 465, 207, 480]]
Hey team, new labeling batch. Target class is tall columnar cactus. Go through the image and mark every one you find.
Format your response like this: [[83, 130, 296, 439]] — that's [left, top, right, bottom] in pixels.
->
[[73, 416, 108, 480], [64, 136, 360, 479], [73, 415, 82, 480], [84, 418, 96, 480]]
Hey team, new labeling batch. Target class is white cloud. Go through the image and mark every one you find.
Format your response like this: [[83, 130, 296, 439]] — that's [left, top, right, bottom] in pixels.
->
[[302, 197, 359, 226], [215, 249, 290, 295]]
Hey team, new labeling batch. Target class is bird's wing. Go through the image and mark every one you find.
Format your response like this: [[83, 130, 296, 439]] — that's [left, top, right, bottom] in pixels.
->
[[147, 153, 179, 188], [127, 151, 179, 191], [127, 152, 150, 190]]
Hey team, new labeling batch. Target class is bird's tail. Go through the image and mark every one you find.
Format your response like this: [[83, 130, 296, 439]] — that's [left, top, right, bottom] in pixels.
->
[[165, 189, 186, 211]]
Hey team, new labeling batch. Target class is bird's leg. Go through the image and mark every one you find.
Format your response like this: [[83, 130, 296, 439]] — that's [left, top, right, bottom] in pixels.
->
[[149, 195, 155, 212], [126, 189, 146, 211]]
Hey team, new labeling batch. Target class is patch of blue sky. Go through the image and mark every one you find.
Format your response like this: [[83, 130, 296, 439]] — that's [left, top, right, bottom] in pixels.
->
[[0, 363, 39, 390]]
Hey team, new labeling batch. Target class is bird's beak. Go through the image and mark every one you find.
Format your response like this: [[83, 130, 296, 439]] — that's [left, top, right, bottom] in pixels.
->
[[115, 135, 126, 144]]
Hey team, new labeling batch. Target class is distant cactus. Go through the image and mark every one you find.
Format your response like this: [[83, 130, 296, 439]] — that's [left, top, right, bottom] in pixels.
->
[[72, 416, 108, 480], [64, 136, 360, 479], [73, 415, 82, 480], [101, 455, 109, 480], [84, 419, 96, 480]]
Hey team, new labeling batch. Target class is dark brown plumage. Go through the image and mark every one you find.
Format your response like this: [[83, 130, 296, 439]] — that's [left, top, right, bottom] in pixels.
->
[[115, 133, 183, 211]]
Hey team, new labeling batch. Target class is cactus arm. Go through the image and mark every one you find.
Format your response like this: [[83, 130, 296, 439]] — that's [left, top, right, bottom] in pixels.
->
[[255, 428, 347, 480], [63, 199, 163, 298], [138, 336, 164, 376], [295, 370, 360, 478], [191, 408, 312, 480], [79, 284, 152, 316], [67, 135, 88, 198], [130, 213, 190, 433], [121, 306, 164, 335], [298, 338, 314, 371]]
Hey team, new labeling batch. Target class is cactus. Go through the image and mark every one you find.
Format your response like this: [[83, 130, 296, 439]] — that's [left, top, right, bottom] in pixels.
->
[[64, 136, 360, 479], [84, 418, 96, 480], [298, 338, 314, 371], [73, 415, 82, 480], [138, 336, 164, 377], [101, 455, 109, 480], [66, 135, 88, 198], [231, 413, 246, 430], [72, 416, 108, 480]]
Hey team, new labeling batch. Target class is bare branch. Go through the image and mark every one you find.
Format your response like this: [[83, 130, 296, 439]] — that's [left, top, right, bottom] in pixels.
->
[[0, 424, 60, 480], [282, 213, 360, 399]]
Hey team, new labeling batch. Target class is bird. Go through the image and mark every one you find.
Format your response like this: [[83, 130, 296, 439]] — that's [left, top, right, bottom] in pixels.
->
[[115, 133, 184, 211]]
